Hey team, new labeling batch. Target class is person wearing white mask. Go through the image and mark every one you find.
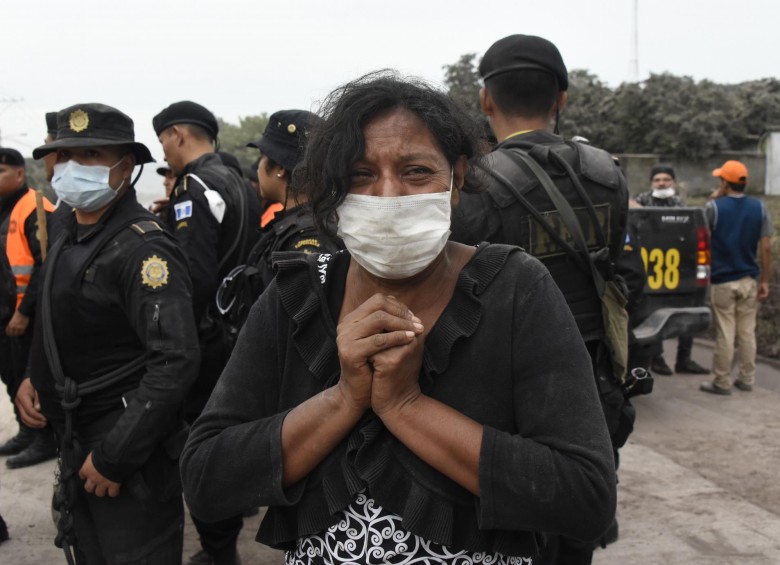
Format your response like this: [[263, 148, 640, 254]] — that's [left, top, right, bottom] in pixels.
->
[[16, 103, 200, 564], [634, 165, 685, 207], [635, 165, 710, 375], [182, 73, 616, 565]]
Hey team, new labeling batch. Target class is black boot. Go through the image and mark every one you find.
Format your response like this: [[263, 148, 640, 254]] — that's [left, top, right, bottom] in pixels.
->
[[0, 425, 35, 456], [675, 358, 710, 374], [6, 429, 57, 469], [650, 355, 673, 376]]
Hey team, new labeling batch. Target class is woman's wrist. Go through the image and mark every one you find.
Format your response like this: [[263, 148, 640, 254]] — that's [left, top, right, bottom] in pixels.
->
[[332, 381, 370, 421]]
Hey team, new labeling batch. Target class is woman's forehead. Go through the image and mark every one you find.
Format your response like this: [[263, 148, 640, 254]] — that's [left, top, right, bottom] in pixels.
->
[[361, 108, 444, 160]]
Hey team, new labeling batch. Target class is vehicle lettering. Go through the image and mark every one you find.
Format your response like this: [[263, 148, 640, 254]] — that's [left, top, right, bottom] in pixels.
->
[[641, 247, 681, 290], [661, 215, 690, 224]]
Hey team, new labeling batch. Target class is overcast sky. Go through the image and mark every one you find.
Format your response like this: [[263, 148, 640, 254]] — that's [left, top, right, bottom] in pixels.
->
[[1, 0, 777, 199]]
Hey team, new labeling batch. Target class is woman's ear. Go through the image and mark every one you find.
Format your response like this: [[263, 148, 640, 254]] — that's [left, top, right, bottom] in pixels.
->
[[450, 155, 468, 209]]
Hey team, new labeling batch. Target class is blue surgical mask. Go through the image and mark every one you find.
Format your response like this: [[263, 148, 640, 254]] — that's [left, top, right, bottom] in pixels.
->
[[51, 158, 126, 212]]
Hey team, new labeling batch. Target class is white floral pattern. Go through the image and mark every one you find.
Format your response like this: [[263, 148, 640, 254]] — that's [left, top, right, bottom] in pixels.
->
[[285, 492, 532, 565]]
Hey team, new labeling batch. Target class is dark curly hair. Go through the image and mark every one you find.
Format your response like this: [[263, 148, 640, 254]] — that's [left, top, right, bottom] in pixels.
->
[[292, 71, 486, 234]]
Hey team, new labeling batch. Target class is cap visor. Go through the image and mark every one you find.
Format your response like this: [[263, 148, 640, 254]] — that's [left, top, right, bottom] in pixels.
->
[[33, 137, 155, 165], [712, 168, 722, 178]]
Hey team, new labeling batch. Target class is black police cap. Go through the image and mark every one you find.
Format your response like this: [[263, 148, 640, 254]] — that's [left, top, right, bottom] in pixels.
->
[[480, 34, 568, 91], [45, 112, 58, 136], [153, 101, 219, 140], [32, 103, 154, 164], [0, 147, 25, 168], [246, 109, 320, 172]]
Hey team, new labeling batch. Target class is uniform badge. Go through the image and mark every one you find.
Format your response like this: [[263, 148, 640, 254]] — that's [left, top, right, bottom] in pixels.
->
[[294, 238, 321, 253], [69, 109, 89, 133], [287, 124, 297, 134], [141, 255, 169, 289], [174, 200, 193, 221]]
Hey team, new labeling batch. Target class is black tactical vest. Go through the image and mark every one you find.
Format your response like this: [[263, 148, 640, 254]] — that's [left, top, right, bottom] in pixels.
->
[[453, 133, 628, 342]]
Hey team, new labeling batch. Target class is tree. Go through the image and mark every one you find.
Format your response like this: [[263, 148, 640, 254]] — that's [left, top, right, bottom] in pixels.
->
[[441, 51, 780, 159], [442, 53, 482, 119], [732, 78, 780, 150], [217, 114, 269, 167], [559, 69, 618, 149]]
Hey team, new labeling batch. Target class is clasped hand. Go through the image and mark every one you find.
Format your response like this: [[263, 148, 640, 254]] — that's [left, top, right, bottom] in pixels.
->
[[336, 294, 425, 418]]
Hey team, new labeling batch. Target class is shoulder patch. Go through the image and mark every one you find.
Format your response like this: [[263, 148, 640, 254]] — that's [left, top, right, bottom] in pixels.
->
[[174, 201, 193, 221], [294, 238, 321, 251], [130, 220, 164, 236], [141, 255, 169, 289]]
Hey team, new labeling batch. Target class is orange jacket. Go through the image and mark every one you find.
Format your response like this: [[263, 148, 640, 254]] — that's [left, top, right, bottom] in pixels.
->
[[6, 188, 54, 308]]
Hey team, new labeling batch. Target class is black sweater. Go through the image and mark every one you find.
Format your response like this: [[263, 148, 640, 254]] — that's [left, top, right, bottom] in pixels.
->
[[181, 244, 616, 557]]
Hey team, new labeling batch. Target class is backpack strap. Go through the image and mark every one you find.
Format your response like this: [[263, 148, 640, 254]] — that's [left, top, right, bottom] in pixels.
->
[[490, 147, 629, 380], [484, 150, 591, 275], [185, 173, 226, 224], [501, 148, 607, 296]]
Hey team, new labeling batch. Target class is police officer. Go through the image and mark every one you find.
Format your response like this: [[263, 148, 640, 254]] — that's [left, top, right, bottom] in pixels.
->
[[15, 103, 200, 564], [245, 109, 342, 291], [449, 34, 630, 564], [153, 101, 252, 565], [216, 110, 342, 356], [0, 147, 57, 469]]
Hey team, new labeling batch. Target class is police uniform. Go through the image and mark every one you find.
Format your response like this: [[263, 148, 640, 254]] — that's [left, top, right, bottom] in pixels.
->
[[449, 35, 629, 565], [153, 101, 251, 565], [30, 104, 200, 564], [0, 147, 58, 467], [165, 152, 251, 323], [452, 129, 628, 341], [0, 183, 48, 399], [241, 110, 342, 307], [251, 204, 340, 293]]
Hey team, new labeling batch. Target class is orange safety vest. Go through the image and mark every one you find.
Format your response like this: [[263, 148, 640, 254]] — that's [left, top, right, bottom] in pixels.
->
[[6, 188, 54, 309]]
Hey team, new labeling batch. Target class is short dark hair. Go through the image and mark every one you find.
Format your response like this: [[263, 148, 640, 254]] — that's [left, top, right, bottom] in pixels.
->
[[183, 123, 215, 144], [727, 181, 747, 192], [485, 68, 560, 118], [294, 71, 485, 234]]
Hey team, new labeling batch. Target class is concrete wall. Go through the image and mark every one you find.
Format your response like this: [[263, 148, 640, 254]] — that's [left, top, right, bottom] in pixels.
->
[[766, 133, 780, 196], [618, 152, 766, 199]]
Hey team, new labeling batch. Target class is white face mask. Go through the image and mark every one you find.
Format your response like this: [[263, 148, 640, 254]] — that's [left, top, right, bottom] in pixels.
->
[[336, 172, 453, 280], [651, 187, 675, 199], [52, 158, 125, 212]]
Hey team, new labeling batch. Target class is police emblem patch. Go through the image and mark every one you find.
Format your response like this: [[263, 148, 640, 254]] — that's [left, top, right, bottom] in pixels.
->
[[141, 255, 169, 289], [174, 201, 193, 221], [69, 110, 89, 133]]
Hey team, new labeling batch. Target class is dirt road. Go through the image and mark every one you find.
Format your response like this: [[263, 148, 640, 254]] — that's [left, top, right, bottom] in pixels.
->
[[1, 340, 778, 564]]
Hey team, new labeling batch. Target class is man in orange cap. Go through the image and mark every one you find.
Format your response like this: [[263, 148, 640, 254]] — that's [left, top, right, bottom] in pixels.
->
[[701, 160, 773, 395]]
